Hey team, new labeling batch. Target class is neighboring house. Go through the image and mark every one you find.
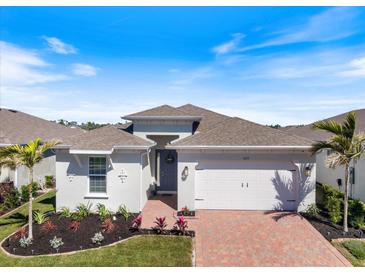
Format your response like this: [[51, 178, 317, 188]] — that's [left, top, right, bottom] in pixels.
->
[[0, 108, 84, 188], [55, 104, 316, 213], [284, 109, 365, 202]]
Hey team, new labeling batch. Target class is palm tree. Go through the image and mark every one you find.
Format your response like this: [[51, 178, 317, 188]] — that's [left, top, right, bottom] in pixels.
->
[[311, 112, 365, 232], [0, 138, 60, 239]]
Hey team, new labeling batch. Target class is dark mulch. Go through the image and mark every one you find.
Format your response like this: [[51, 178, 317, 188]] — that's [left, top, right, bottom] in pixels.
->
[[302, 212, 365, 241], [2, 213, 195, 256]]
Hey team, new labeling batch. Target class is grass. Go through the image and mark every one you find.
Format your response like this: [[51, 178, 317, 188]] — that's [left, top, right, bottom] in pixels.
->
[[0, 191, 193, 266], [333, 241, 365, 267]]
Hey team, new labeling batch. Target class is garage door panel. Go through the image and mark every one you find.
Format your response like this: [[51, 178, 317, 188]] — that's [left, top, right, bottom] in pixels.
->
[[195, 161, 297, 211]]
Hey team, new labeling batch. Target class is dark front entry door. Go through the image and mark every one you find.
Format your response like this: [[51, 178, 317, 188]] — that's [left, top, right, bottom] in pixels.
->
[[159, 149, 177, 192]]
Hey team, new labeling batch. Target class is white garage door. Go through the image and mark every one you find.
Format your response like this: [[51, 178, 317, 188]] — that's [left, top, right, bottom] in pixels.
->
[[195, 160, 298, 211]]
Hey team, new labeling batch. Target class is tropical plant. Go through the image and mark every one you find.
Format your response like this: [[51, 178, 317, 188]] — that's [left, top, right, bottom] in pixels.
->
[[3, 189, 20, 209], [327, 196, 343, 224], [19, 236, 32, 248], [173, 216, 188, 235], [76, 202, 92, 218], [96, 203, 111, 221], [153, 216, 167, 234], [69, 220, 81, 232], [130, 215, 142, 231], [59, 207, 72, 218], [311, 112, 365, 232], [305, 203, 320, 218], [117, 204, 131, 220], [101, 218, 115, 233], [0, 138, 60, 239], [348, 199, 365, 229], [41, 220, 57, 233], [13, 227, 27, 241], [32, 210, 47, 224], [49, 236, 64, 249], [91, 232, 104, 245]]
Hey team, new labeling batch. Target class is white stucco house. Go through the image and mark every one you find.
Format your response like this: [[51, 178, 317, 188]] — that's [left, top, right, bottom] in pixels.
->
[[54, 104, 316, 213], [0, 108, 84, 188], [284, 108, 365, 202]]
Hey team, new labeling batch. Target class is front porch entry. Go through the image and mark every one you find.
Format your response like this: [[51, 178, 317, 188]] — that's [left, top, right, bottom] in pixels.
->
[[157, 149, 178, 193]]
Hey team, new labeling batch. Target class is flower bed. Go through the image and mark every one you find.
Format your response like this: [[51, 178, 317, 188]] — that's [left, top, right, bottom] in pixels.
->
[[1, 213, 195, 256]]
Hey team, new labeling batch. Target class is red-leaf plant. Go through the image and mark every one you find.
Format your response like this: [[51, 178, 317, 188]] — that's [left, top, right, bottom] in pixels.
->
[[41, 220, 57, 233], [173, 216, 188, 235], [181, 206, 190, 216], [69, 220, 81, 232], [130, 215, 142, 231], [153, 216, 167, 234], [12, 227, 27, 241], [101, 218, 115, 233]]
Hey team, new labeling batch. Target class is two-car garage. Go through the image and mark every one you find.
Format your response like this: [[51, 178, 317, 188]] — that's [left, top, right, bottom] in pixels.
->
[[194, 160, 299, 211]]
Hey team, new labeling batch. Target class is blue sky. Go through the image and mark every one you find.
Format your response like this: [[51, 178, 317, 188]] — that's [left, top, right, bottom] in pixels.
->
[[1, 6, 365, 125]]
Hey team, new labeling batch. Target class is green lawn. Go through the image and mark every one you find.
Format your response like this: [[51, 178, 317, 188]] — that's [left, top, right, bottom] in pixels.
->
[[0, 191, 193, 267], [333, 240, 365, 267]]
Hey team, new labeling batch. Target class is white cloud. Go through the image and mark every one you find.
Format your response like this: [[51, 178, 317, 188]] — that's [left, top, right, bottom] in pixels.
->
[[338, 57, 365, 77], [72, 63, 98, 77], [238, 7, 360, 52], [42, 36, 78, 55], [212, 33, 245, 55], [0, 41, 68, 86]]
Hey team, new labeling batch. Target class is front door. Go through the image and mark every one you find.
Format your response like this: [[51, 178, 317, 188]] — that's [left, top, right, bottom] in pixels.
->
[[159, 149, 177, 192]]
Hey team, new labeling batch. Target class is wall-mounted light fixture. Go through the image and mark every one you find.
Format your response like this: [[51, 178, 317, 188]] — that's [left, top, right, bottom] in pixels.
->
[[304, 166, 312, 177], [182, 166, 189, 181]]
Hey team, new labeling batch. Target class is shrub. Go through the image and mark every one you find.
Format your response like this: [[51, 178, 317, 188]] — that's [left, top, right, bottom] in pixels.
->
[[45, 175, 55, 188], [13, 227, 27, 241], [19, 236, 32, 248], [20, 182, 40, 202], [0, 182, 14, 203], [33, 211, 47, 224], [59, 207, 72, 218], [173, 216, 188, 235], [322, 184, 343, 209], [153, 216, 167, 234], [327, 196, 343, 224], [101, 218, 115, 233], [130, 215, 142, 230], [76, 202, 92, 218], [117, 204, 131, 220], [41, 220, 56, 233], [69, 220, 81, 232], [343, 240, 365, 260], [49, 236, 64, 249], [71, 212, 83, 221], [96, 203, 111, 221], [91, 232, 104, 245], [349, 199, 365, 229], [3, 189, 20, 209], [305, 204, 320, 218]]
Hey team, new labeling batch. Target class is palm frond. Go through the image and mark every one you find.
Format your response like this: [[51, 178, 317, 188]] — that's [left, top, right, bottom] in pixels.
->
[[312, 120, 343, 136], [342, 112, 356, 139]]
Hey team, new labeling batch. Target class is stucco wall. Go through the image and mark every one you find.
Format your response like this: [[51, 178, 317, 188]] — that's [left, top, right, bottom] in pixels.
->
[[0, 166, 15, 183], [56, 149, 149, 213], [177, 150, 316, 212], [316, 150, 365, 201], [133, 120, 193, 140]]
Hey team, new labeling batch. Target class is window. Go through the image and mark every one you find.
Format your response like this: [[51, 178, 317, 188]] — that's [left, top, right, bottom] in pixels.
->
[[89, 157, 107, 193]]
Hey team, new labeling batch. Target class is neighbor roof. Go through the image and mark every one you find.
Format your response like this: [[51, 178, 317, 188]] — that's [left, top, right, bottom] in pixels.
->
[[283, 109, 365, 141], [122, 104, 202, 120], [63, 125, 154, 151], [169, 117, 312, 148], [0, 108, 84, 146]]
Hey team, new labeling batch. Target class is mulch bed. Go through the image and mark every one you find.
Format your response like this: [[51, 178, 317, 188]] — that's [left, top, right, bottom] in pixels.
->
[[2, 213, 195, 256], [302, 212, 365, 241]]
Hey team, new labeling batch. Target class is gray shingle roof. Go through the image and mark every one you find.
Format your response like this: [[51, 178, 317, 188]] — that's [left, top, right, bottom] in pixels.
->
[[170, 116, 312, 147], [0, 108, 84, 146], [63, 125, 154, 150], [283, 109, 365, 141], [122, 104, 201, 120]]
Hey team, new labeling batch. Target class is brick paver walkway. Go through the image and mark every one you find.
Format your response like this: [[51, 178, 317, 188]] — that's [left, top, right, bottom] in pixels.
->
[[142, 195, 351, 267]]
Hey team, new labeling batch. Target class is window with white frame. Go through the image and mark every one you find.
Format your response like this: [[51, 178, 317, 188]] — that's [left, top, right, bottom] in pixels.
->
[[89, 157, 107, 193]]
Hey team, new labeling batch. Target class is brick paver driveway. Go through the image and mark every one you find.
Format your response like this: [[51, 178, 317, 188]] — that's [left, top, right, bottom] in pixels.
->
[[142, 196, 351, 267]]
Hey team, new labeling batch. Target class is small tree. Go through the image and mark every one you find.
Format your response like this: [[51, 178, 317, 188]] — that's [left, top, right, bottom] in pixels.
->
[[311, 112, 365, 232], [0, 138, 60, 239]]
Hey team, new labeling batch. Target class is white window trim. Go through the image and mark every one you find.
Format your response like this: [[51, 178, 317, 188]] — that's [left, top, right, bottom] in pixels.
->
[[87, 155, 108, 197]]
